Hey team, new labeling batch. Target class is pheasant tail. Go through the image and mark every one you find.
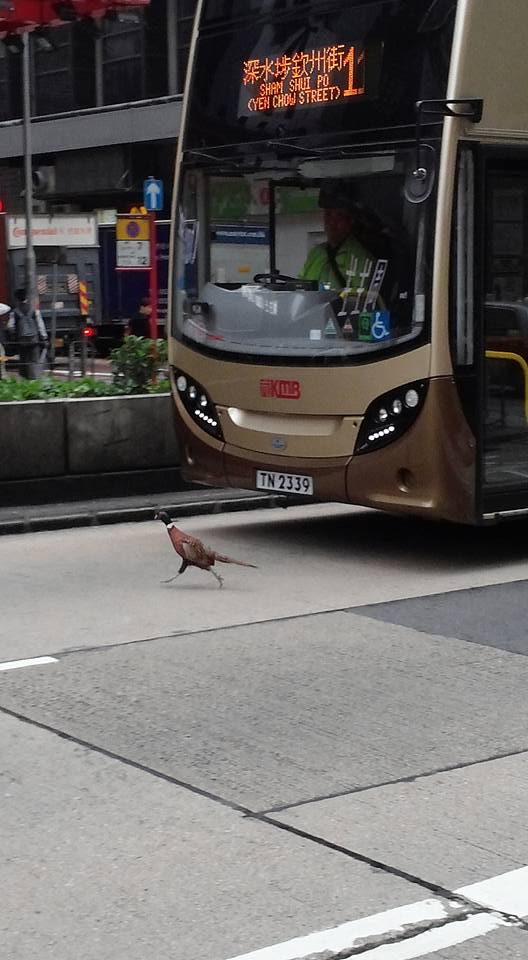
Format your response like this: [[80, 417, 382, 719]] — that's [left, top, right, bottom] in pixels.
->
[[214, 552, 258, 568]]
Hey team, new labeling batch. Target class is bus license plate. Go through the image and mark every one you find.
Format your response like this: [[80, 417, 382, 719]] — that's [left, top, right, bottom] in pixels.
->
[[256, 470, 313, 495]]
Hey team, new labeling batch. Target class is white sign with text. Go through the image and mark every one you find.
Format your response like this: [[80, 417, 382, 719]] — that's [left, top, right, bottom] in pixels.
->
[[7, 215, 98, 249]]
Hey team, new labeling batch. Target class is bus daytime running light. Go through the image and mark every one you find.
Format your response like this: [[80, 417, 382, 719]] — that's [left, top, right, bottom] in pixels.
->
[[355, 381, 428, 456], [173, 369, 223, 441]]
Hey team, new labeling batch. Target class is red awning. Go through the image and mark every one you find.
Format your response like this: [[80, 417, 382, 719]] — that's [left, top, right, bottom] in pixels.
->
[[0, 1, 150, 34]]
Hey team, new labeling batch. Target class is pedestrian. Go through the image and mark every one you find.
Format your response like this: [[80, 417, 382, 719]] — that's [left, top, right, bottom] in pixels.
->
[[7, 289, 48, 380], [0, 301, 11, 380], [128, 296, 153, 338]]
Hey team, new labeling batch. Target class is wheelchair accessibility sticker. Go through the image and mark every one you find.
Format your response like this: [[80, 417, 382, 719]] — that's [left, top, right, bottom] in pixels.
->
[[359, 310, 391, 342]]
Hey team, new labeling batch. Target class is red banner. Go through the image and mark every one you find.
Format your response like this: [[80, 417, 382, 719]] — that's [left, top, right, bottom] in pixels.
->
[[0, 1, 150, 34]]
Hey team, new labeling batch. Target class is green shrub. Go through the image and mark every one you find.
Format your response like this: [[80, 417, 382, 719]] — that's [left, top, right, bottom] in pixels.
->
[[0, 375, 170, 403], [110, 336, 168, 393], [0, 337, 170, 401], [0, 377, 119, 402]]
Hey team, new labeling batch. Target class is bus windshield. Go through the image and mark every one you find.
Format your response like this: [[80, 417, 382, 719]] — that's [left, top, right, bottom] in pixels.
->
[[173, 148, 435, 361]]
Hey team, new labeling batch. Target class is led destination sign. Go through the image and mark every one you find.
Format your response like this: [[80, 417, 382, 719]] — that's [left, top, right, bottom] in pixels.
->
[[243, 43, 371, 113]]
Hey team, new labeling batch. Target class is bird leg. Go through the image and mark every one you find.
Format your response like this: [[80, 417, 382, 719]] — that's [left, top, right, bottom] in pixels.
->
[[209, 567, 224, 589], [161, 560, 189, 584]]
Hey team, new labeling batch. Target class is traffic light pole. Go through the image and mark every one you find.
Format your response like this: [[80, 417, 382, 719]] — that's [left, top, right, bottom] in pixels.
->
[[22, 32, 36, 311]]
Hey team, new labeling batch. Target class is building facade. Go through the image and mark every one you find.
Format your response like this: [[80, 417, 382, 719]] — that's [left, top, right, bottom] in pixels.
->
[[0, 0, 197, 215]]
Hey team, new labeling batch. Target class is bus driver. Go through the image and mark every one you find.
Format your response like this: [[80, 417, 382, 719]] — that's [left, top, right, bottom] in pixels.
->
[[299, 181, 378, 293]]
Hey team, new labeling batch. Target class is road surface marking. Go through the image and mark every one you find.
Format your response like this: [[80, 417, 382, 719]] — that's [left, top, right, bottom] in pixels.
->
[[228, 900, 452, 960], [347, 915, 505, 959], [0, 656, 58, 672], [458, 865, 528, 916], [227, 866, 528, 960]]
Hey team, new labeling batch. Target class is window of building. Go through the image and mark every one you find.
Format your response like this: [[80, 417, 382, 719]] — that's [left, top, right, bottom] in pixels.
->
[[145, 0, 169, 98], [101, 2, 172, 105], [175, 0, 198, 91], [32, 23, 96, 116], [102, 16, 146, 105], [33, 25, 77, 116], [0, 46, 11, 122]]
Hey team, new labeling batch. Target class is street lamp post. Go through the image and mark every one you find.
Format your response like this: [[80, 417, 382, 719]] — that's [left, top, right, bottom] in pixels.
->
[[22, 30, 36, 310]]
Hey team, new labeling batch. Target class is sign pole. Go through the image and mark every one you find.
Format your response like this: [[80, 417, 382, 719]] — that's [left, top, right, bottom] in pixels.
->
[[50, 260, 58, 370], [22, 32, 36, 312], [149, 213, 158, 340], [142, 178, 163, 339]]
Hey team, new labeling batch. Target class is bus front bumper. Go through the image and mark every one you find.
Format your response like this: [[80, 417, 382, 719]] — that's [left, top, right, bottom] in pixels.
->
[[176, 377, 477, 523]]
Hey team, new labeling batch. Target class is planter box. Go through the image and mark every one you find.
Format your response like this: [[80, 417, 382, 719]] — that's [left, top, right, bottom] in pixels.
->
[[0, 399, 66, 481], [67, 394, 179, 473], [0, 393, 180, 481]]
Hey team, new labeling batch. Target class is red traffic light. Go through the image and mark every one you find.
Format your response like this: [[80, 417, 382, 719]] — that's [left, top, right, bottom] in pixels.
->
[[82, 325, 95, 338]]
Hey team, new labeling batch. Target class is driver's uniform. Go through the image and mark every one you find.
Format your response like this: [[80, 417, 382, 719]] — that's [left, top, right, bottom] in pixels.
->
[[299, 235, 374, 291]]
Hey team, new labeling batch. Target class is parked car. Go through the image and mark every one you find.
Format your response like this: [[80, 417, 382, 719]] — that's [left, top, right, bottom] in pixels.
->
[[486, 300, 528, 341]]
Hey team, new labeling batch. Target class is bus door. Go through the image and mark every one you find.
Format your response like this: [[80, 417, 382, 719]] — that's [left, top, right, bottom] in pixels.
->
[[481, 154, 528, 517]]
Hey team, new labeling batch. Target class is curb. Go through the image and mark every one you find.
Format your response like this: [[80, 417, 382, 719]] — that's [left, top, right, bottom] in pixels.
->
[[0, 493, 301, 536]]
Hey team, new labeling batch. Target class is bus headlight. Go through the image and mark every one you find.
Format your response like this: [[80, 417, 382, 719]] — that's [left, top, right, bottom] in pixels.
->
[[355, 381, 428, 455], [172, 368, 223, 441], [404, 388, 420, 409]]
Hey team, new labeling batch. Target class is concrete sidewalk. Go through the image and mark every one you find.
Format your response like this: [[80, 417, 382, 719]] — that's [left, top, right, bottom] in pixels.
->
[[0, 487, 296, 535]]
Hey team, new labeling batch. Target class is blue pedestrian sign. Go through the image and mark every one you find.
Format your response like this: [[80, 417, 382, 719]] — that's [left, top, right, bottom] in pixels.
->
[[143, 177, 164, 212]]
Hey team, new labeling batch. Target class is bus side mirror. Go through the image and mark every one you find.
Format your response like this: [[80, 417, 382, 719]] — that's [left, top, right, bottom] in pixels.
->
[[404, 144, 437, 204], [404, 98, 483, 204]]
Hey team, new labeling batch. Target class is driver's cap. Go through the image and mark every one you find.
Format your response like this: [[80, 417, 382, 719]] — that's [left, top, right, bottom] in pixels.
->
[[318, 179, 360, 213]]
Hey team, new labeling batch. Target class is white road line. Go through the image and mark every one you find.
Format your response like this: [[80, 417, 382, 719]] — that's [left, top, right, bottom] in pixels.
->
[[350, 915, 506, 959], [227, 900, 451, 960], [226, 866, 528, 960], [0, 656, 58, 672], [458, 865, 528, 917]]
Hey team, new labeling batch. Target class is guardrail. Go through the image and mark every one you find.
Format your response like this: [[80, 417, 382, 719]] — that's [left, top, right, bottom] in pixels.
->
[[2, 337, 97, 379]]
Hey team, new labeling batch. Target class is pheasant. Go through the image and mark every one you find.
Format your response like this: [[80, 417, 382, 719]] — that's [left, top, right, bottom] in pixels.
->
[[155, 511, 257, 588]]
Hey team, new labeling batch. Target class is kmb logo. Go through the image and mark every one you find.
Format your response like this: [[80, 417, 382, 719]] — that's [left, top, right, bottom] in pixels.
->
[[260, 379, 301, 399]]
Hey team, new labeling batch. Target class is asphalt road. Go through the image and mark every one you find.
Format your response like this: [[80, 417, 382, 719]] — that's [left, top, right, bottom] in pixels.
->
[[2, 503, 528, 959]]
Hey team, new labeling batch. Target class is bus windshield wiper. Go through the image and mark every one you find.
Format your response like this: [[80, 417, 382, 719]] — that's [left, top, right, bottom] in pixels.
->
[[184, 149, 240, 169], [265, 140, 325, 158]]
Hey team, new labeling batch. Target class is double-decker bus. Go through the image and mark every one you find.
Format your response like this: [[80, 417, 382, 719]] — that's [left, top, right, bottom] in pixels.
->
[[169, 0, 528, 524]]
